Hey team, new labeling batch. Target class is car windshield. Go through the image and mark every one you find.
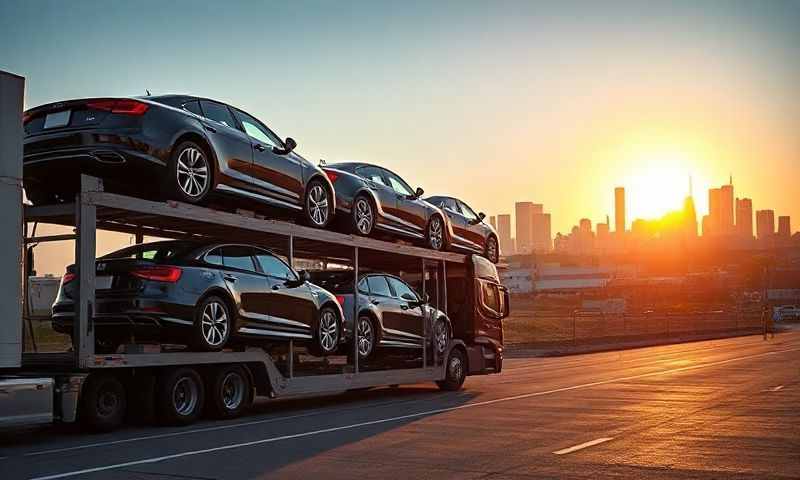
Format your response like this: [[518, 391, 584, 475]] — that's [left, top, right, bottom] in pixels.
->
[[101, 242, 195, 263]]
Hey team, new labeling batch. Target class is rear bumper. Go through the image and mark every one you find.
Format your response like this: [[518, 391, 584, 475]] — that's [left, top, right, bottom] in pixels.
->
[[52, 297, 194, 336], [23, 128, 168, 199]]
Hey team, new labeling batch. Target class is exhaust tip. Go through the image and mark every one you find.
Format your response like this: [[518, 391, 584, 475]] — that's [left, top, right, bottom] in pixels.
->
[[92, 150, 126, 164]]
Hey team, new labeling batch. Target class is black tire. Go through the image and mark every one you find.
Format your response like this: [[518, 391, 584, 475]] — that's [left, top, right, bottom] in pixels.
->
[[355, 315, 377, 360], [484, 235, 499, 264], [155, 367, 205, 426], [436, 348, 466, 391], [167, 140, 213, 204], [426, 215, 445, 251], [190, 296, 232, 352], [304, 178, 332, 228], [309, 306, 341, 357], [79, 373, 127, 432], [205, 365, 253, 420], [351, 195, 375, 236]]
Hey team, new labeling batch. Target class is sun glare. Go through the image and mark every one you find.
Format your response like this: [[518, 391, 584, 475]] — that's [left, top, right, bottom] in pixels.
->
[[624, 151, 696, 221]]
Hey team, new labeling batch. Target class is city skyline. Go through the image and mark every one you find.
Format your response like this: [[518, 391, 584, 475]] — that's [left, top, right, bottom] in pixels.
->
[[496, 176, 795, 255]]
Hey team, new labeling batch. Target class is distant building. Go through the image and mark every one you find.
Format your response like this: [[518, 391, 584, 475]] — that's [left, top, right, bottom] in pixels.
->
[[532, 211, 551, 253], [489, 215, 496, 230], [756, 209, 775, 242], [614, 187, 625, 233], [683, 195, 698, 238], [778, 216, 791, 238], [708, 187, 721, 235], [515, 202, 537, 254], [596, 222, 610, 253], [497, 214, 513, 256], [736, 197, 753, 238], [720, 182, 734, 233], [701, 214, 711, 237], [500, 266, 534, 294]]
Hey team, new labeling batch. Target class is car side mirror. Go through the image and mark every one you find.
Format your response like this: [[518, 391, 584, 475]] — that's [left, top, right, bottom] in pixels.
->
[[414, 187, 424, 199], [274, 137, 297, 155], [285, 269, 309, 287], [478, 212, 486, 221]]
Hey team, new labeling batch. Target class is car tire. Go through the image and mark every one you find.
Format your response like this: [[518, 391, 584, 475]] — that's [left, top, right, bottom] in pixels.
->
[[351, 195, 375, 236], [436, 348, 466, 391], [426, 215, 445, 251], [356, 315, 376, 360], [190, 296, 232, 352], [304, 178, 332, 228], [309, 306, 340, 357], [167, 140, 213, 204], [484, 235, 499, 264], [156, 367, 205, 426], [79, 373, 127, 432], [205, 365, 253, 420]]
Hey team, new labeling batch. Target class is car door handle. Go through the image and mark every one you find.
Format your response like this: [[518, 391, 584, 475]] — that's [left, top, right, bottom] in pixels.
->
[[401, 304, 409, 310], [203, 124, 217, 133], [272, 284, 283, 291], [223, 274, 237, 283], [370, 299, 380, 305], [254, 143, 267, 152]]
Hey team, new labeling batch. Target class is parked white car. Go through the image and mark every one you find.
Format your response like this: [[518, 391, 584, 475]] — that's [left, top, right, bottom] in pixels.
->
[[775, 305, 800, 321]]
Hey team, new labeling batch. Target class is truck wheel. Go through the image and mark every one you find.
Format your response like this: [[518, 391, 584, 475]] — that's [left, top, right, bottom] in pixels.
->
[[436, 348, 466, 391], [80, 373, 127, 432], [206, 365, 252, 419], [156, 367, 205, 426]]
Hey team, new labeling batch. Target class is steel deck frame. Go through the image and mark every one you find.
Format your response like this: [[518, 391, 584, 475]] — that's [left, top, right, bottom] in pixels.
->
[[23, 176, 465, 395]]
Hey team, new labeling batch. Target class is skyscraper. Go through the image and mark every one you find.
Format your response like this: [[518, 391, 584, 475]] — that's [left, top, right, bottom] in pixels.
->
[[756, 210, 775, 241], [489, 215, 496, 230], [778, 216, 791, 238], [497, 214, 513, 256], [735, 198, 753, 238], [683, 195, 697, 238], [720, 181, 734, 233], [708, 187, 721, 235], [515, 202, 535, 254], [532, 210, 551, 252], [614, 187, 625, 233]]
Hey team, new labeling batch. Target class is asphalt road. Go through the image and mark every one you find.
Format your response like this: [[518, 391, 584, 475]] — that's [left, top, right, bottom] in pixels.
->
[[2, 331, 799, 480]]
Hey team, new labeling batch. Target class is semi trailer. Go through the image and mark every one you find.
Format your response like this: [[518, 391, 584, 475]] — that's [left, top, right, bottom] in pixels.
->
[[0, 71, 509, 432]]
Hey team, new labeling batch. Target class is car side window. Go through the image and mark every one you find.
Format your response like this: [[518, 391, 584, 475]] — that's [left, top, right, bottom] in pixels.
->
[[356, 166, 390, 187], [205, 247, 224, 266], [199, 100, 238, 130], [366, 276, 392, 297], [358, 277, 370, 294], [387, 277, 418, 301], [440, 198, 459, 214], [385, 171, 414, 196], [222, 246, 257, 272], [481, 281, 500, 313], [233, 110, 280, 147], [458, 201, 478, 221], [256, 252, 297, 281], [182, 100, 202, 117]]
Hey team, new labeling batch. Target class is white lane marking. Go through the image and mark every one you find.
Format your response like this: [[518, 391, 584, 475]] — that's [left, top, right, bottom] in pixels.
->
[[771, 385, 784, 391], [29, 347, 800, 480], [553, 437, 614, 455]]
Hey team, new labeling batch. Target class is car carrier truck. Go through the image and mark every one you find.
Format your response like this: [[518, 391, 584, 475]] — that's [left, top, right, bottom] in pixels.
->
[[0, 71, 509, 432]]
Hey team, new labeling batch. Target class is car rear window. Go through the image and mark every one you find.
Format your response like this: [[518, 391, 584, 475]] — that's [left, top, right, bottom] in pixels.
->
[[102, 243, 193, 263]]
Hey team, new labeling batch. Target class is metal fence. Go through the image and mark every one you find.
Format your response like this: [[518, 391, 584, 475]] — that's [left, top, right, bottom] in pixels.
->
[[504, 309, 765, 346]]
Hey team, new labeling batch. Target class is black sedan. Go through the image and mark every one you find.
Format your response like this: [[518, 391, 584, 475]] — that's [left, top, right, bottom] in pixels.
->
[[425, 196, 499, 263], [23, 95, 335, 228], [321, 162, 450, 250], [52, 241, 344, 354], [308, 270, 452, 359]]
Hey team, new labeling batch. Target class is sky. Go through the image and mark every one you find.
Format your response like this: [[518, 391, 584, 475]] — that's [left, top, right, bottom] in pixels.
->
[[1, 0, 799, 272]]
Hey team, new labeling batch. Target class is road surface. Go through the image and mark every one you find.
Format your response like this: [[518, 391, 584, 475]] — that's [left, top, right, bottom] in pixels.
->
[[2, 331, 799, 479]]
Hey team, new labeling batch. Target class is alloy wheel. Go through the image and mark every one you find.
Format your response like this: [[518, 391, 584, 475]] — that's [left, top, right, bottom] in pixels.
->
[[357, 316, 374, 358], [428, 217, 444, 250], [172, 376, 200, 417], [176, 147, 209, 198], [318, 309, 339, 353], [435, 320, 448, 355], [201, 301, 228, 348], [448, 353, 464, 381], [486, 237, 498, 263], [307, 184, 329, 227], [354, 197, 374, 235]]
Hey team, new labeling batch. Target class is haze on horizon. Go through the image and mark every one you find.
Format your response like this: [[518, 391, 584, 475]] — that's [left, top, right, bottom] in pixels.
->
[[2, 0, 799, 273]]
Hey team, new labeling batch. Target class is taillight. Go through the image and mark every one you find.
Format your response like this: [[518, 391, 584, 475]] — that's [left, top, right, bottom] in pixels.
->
[[87, 99, 149, 115], [22, 112, 34, 125], [335, 295, 346, 306], [62, 272, 77, 284], [131, 266, 182, 283], [324, 170, 339, 183]]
